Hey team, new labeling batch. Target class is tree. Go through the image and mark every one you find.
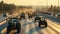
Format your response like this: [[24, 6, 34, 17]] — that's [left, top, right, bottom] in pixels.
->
[[0, 1, 16, 14]]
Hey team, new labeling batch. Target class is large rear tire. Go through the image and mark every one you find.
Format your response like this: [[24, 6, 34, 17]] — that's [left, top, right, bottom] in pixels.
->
[[44, 20, 47, 27], [45, 24, 47, 27], [16, 23, 21, 33], [17, 29, 20, 33], [7, 27, 11, 33]]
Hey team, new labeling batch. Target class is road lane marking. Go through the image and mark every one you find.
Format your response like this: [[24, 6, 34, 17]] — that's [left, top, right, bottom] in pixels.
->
[[1, 27, 7, 34], [46, 19, 60, 32], [46, 27, 57, 34], [41, 28, 50, 34], [25, 19, 33, 33], [33, 21, 42, 34], [0, 20, 6, 26], [48, 23, 60, 34], [46, 19, 60, 29], [33, 31, 39, 34], [25, 26, 42, 34], [24, 18, 46, 34]]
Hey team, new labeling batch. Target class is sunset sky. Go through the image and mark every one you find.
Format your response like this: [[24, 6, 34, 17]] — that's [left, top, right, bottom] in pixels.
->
[[0, 0, 60, 6]]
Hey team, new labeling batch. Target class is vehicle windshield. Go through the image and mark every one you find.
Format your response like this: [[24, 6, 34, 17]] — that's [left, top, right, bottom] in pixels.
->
[[11, 18, 18, 22], [41, 17, 45, 21]]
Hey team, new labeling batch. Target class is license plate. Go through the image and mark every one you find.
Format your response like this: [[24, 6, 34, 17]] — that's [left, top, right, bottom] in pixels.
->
[[41, 25, 45, 27], [36, 20, 39, 22], [11, 30, 17, 32]]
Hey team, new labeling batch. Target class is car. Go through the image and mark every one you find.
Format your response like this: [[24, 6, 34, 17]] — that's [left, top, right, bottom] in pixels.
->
[[7, 17, 21, 33], [3, 13, 7, 17], [55, 13, 60, 19], [39, 17, 47, 28], [27, 13, 32, 18], [28, 14, 33, 18], [34, 15, 41, 21], [20, 13, 25, 20]]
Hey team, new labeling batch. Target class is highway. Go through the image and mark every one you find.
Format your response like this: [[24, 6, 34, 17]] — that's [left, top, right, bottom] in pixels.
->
[[0, 14, 60, 34]]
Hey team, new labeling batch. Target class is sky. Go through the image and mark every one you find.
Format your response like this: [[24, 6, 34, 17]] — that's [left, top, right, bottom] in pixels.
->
[[0, 0, 60, 6]]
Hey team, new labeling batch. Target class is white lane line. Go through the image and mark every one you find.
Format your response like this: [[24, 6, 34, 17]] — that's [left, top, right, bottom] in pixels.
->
[[25, 24, 30, 33], [33, 32, 39, 34], [41, 28, 50, 34], [46, 27, 57, 34], [20, 19, 26, 34], [47, 20, 60, 33], [33, 22, 40, 34], [28, 21, 38, 29], [0, 20, 6, 25], [46, 19, 60, 29], [24, 20, 30, 33], [46, 19, 60, 26], [1, 27, 7, 34], [22, 17, 38, 33], [19, 19, 28, 34], [48, 22, 60, 33], [25, 18, 38, 34], [49, 22, 60, 29]]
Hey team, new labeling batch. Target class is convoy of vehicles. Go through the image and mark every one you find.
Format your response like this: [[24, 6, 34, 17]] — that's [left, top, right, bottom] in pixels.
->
[[3, 13, 47, 34]]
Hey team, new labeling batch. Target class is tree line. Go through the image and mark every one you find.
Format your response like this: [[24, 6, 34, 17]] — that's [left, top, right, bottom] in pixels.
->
[[0, 1, 16, 14]]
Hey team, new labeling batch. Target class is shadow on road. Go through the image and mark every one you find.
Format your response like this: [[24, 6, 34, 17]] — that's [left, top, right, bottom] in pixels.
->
[[25, 26, 44, 34]]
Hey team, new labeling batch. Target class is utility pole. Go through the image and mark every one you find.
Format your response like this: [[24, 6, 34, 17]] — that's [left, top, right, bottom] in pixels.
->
[[46, 0, 48, 12], [1, 0, 3, 14], [58, 0, 59, 12], [46, 0, 48, 7]]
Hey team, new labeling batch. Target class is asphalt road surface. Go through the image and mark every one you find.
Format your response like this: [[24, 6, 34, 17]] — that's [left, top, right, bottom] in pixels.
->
[[1, 17, 60, 34]]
